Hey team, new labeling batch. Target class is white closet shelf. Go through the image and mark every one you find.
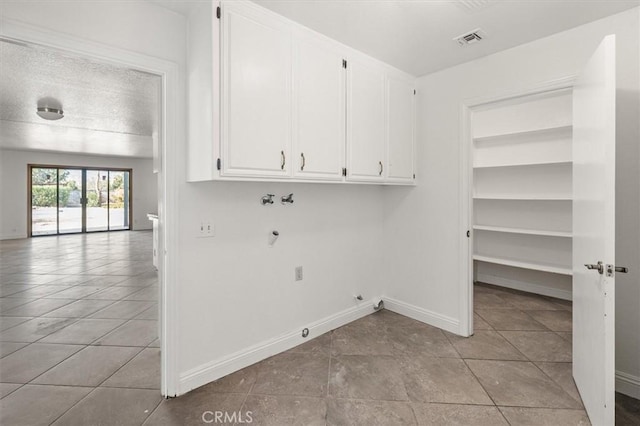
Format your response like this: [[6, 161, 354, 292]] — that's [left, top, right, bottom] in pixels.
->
[[473, 124, 572, 143], [473, 225, 572, 238], [473, 255, 573, 276], [473, 195, 572, 201], [473, 160, 572, 169]]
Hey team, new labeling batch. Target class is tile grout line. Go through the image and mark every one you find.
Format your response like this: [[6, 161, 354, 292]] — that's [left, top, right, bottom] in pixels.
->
[[527, 358, 585, 408], [326, 330, 333, 399], [141, 393, 166, 426], [92, 346, 147, 388], [0, 382, 26, 401], [23, 343, 143, 387], [460, 357, 513, 425], [235, 378, 258, 426], [490, 328, 538, 362], [441, 324, 508, 419]]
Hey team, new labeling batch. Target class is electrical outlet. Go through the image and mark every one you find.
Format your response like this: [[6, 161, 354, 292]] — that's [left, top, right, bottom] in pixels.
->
[[295, 266, 303, 281]]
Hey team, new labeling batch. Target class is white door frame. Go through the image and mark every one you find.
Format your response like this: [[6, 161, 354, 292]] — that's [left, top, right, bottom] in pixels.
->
[[458, 76, 576, 337], [0, 19, 180, 396]]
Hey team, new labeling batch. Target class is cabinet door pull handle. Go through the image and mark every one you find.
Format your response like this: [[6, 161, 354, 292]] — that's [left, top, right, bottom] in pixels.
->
[[378, 161, 383, 176], [281, 151, 286, 170], [301, 153, 305, 171]]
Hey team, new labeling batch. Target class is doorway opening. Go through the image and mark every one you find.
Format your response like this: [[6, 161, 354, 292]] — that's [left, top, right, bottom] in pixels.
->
[[459, 77, 576, 337], [1, 17, 179, 397], [29, 165, 133, 236]]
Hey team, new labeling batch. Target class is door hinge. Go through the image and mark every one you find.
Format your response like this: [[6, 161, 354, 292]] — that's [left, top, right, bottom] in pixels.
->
[[466, 230, 470, 238], [216, 6, 221, 19], [342, 59, 347, 69], [342, 167, 347, 177], [216, 158, 221, 170]]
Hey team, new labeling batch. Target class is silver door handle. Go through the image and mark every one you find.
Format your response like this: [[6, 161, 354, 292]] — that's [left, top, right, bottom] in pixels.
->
[[378, 161, 383, 176], [585, 261, 604, 274], [281, 151, 286, 170]]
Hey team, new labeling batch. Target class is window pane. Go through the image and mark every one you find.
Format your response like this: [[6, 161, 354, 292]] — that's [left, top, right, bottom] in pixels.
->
[[86, 170, 109, 232], [31, 168, 58, 236], [108, 171, 130, 230], [58, 169, 83, 234]]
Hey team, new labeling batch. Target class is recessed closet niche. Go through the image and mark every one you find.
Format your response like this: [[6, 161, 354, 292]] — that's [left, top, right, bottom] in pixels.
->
[[471, 88, 573, 300]]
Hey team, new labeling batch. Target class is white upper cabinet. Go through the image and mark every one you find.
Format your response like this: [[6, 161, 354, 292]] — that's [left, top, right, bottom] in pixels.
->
[[292, 33, 345, 180], [346, 59, 387, 182], [204, 1, 416, 184], [221, 3, 292, 177], [386, 76, 415, 183]]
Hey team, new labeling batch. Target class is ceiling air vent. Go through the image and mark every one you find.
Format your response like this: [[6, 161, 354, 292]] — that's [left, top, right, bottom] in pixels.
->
[[454, 28, 486, 47]]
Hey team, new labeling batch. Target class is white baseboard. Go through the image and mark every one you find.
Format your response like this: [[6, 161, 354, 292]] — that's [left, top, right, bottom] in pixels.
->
[[383, 297, 459, 334], [616, 370, 640, 399], [476, 273, 572, 301], [0, 233, 26, 240], [178, 299, 378, 396]]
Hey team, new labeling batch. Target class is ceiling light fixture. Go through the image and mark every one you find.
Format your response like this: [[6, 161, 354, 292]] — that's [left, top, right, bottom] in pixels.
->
[[36, 106, 64, 120]]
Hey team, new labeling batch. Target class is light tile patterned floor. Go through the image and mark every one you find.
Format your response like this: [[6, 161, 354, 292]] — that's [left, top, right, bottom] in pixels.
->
[[1, 232, 639, 425], [0, 231, 161, 426]]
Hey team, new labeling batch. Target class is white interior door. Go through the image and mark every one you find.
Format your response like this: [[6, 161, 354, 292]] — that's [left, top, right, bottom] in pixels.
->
[[572, 34, 617, 426]]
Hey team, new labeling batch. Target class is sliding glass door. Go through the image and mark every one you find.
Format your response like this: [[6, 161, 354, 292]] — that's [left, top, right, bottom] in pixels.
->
[[30, 165, 132, 236], [30, 167, 59, 236], [58, 168, 84, 234], [108, 170, 130, 231], [85, 169, 108, 232]]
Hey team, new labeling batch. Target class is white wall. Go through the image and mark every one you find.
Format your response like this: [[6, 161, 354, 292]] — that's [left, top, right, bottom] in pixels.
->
[[0, 149, 157, 239], [1, 0, 387, 395], [177, 2, 387, 390], [177, 181, 386, 387], [384, 8, 640, 397]]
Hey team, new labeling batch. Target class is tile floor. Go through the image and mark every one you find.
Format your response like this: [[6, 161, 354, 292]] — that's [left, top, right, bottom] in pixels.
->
[[1, 232, 639, 425], [0, 231, 160, 426]]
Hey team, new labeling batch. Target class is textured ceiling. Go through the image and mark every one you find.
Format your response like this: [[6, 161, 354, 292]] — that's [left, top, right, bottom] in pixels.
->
[[0, 39, 160, 158]]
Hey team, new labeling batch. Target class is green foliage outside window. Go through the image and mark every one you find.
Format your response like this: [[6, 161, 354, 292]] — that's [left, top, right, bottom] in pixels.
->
[[32, 185, 70, 207]]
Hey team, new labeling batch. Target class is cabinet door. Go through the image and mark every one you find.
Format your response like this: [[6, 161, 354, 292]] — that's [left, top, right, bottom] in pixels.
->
[[346, 59, 386, 182], [292, 35, 345, 180], [387, 76, 415, 183], [221, 3, 292, 177]]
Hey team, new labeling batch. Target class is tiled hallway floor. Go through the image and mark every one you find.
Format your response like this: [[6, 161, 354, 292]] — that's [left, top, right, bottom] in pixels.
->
[[1, 232, 639, 425], [0, 231, 160, 425]]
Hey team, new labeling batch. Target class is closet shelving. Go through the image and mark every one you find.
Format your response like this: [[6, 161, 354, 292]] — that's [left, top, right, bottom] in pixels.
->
[[472, 160, 572, 169], [473, 195, 572, 200], [472, 225, 572, 238], [472, 90, 573, 281], [473, 124, 572, 144], [472, 255, 572, 276]]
